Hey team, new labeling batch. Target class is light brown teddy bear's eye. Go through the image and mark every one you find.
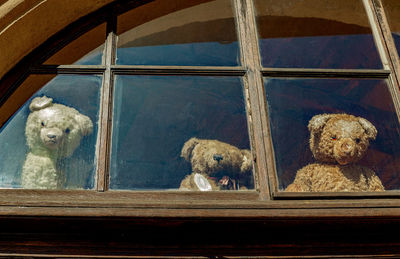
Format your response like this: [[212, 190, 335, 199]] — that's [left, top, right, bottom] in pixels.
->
[[331, 135, 337, 140]]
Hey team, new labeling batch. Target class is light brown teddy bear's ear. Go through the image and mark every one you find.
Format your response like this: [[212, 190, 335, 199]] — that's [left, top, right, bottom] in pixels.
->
[[181, 137, 199, 161], [74, 114, 93, 136], [240, 149, 252, 173], [358, 117, 378, 140], [308, 113, 335, 133], [29, 96, 53, 111]]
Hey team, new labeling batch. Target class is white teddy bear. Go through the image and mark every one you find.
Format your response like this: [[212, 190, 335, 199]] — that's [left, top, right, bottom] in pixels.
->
[[22, 96, 93, 189]]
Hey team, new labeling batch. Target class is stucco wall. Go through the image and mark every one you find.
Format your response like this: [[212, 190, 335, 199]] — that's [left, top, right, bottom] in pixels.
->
[[0, 0, 115, 80]]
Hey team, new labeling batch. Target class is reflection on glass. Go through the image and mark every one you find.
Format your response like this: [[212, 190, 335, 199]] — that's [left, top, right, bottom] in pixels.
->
[[382, 0, 400, 57], [254, 0, 382, 69], [265, 78, 400, 191], [116, 0, 239, 66], [44, 23, 106, 65], [110, 76, 253, 190], [0, 75, 101, 189]]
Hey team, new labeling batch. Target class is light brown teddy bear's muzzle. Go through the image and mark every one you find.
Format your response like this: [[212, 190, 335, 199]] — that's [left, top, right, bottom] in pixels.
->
[[333, 138, 358, 165]]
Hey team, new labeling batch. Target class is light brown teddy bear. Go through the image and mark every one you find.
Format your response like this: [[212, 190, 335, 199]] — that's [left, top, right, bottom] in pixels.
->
[[286, 113, 385, 192], [179, 137, 253, 191]]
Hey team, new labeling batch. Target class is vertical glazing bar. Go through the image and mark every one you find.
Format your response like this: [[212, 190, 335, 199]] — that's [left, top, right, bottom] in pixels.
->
[[370, 0, 400, 86], [233, 0, 273, 200], [96, 18, 116, 191], [364, 0, 391, 70], [365, 0, 400, 124]]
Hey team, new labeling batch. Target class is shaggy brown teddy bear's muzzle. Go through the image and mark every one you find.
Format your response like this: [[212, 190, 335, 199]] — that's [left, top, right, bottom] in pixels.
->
[[40, 128, 64, 149], [333, 137, 364, 165]]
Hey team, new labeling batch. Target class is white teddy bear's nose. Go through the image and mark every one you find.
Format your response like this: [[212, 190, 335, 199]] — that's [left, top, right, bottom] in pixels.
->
[[47, 133, 57, 139]]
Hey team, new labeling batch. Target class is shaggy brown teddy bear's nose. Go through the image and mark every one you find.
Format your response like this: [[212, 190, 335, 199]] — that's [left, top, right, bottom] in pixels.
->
[[341, 141, 353, 153], [336, 138, 356, 156]]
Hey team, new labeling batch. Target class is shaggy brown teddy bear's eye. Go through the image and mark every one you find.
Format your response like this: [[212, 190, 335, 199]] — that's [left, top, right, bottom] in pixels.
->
[[355, 138, 361, 144], [65, 128, 70, 134]]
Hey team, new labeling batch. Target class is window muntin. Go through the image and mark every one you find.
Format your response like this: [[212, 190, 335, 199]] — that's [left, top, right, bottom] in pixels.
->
[[264, 78, 400, 192], [254, 0, 382, 69], [0, 75, 101, 189], [381, 0, 400, 58], [116, 0, 240, 66], [110, 75, 253, 190], [0, 0, 400, 200]]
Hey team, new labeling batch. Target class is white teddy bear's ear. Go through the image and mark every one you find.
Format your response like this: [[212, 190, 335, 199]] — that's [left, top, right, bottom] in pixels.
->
[[308, 113, 335, 133], [358, 117, 378, 140], [74, 114, 93, 136], [29, 96, 53, 111]]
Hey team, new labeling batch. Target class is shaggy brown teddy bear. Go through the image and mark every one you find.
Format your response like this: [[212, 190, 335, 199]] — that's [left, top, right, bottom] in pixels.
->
[[179, 137, 253, 191], [286, 113, 385, 192]]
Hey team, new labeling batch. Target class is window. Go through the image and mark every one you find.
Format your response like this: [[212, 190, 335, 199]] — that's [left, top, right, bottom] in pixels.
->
[[1, 0, 400, 256]]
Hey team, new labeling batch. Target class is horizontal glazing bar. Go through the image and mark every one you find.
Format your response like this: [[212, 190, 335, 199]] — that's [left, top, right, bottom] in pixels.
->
[[262, 68, 391, 78], [30, 65, 106, 74], [274, 191, 400, 200], [111, 65, 247, 76]]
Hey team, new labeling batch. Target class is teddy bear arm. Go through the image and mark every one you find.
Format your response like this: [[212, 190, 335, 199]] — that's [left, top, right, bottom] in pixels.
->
[[179, 174, 195, 191], [363, 168, 385, 191], [285, 166, 313, 192], [179, 173, 219, 191]]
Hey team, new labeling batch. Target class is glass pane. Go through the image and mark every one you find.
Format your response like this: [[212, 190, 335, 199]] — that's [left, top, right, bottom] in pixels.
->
[[382, 0, 400, 58], [44, 23, 106, 65], [254, 0, 382, 69], [110, 76, 253, 191], [0, 75, 101, 189], [116, 0, 240, 66], [265, 78, 400, 192]]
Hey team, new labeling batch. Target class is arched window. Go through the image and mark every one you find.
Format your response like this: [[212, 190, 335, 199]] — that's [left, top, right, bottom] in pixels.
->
[[2, 0, 400, 256], [1, 0, 256, 192]]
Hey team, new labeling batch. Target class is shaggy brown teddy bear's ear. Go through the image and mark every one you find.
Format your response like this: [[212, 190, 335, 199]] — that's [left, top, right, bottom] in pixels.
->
[[308, 113, 335, 133], [181, 137, 199, 161], [358, 117, 378, 140], [74, 114, 93, 136], [29, 96, 53, 111]]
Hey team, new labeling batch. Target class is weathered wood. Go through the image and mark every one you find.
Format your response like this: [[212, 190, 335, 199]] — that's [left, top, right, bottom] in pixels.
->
[[262, 68, 390, 78], [30, 65, 106, 74], [371, 0, 400, 87], [95, 19, 117, 192], [2, 0, 400, 257], [111, 65, 246, 76], [234, 0, 273, 200], [0, 216, 400, 257]]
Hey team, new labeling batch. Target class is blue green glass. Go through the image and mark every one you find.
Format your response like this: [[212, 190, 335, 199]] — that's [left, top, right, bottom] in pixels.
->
[[264, 78, 400, 190], [110, 75, 252, 190], [116, 0, 240, 66], [0, 75, 101, 189], [255, 0, 382, 69]]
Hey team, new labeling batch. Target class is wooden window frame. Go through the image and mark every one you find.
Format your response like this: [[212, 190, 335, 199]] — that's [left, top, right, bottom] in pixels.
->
[[1, 0, 400, 257]]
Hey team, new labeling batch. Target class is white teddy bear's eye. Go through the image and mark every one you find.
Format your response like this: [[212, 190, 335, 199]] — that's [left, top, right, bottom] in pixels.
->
[[65, 128, 70, 134], [41, 122, 45, 127]]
